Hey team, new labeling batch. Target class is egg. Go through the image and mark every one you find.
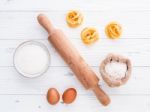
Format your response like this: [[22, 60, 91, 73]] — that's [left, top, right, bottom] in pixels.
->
[[62, 88, 77, 104], [47, 88, 60, 105]]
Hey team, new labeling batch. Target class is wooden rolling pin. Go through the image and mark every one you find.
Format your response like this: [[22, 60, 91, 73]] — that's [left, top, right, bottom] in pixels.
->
[[37, 14, 110, 106]]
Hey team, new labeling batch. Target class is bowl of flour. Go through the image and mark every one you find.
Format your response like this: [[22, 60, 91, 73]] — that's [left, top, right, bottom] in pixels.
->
[[14, 41, 50, 78]]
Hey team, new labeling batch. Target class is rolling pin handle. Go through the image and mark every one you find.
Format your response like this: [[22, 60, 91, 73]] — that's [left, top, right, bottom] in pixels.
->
[[93, 85, 110, 106], [37, 14, 54, 35]]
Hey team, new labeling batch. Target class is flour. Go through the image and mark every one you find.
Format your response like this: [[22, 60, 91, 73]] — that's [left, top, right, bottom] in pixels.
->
[[105, 61, 127, 79], [14, 41, 50, 77]]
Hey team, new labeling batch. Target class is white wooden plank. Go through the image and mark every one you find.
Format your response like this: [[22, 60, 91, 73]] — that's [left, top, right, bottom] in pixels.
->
[[0, 39, 149, 67], [0, 94, 150, 112], [0, 66, 149, 94], [0, 0, 150, 11], [0, 11, 150, 39]]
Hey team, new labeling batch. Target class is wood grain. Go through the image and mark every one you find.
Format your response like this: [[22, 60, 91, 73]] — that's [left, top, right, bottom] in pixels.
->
[[0, 0, 150, 111], [0, 67, 149, 95], [0, 95, 150, 112], [37, 14, 110, 105], [0, 39, 149, 67], [0, 12, 150, 39], [0, 0, 150, 11]]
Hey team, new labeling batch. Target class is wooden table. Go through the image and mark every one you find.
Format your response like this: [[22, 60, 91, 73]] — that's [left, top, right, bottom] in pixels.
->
[[0, 0, 150, 111]]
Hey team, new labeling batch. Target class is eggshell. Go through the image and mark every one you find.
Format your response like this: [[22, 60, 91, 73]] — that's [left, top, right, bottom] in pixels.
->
[[47, 88, 60, 105], [62, 88, 77, 104]]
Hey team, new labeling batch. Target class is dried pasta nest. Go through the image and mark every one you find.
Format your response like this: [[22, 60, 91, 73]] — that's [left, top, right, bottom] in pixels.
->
[[81, 27, 99, 44], [66, 10, 83, 28], [100, 54, 132, 87], [105, 22, 122, 39]]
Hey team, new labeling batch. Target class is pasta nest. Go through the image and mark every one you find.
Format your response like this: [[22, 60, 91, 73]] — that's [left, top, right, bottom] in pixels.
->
[[105, 22, 122, 39], [81, 27, 99, 44], [66, 10, 83, 28]]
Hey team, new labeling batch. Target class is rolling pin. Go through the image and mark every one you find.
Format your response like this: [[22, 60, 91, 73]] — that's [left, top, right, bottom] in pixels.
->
[[37, 14, 110, 106]]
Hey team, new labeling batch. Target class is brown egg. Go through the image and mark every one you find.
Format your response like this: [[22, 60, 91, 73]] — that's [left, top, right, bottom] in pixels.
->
[[62, 88, 77, 104], [47, 88, 60, 105]]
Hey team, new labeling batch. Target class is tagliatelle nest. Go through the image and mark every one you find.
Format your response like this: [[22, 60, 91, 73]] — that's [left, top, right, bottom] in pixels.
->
[[105, 22, 122, 39], [66, 10, 83, 28], [100, 54, 132, 87], [81, 27, 99, 44]]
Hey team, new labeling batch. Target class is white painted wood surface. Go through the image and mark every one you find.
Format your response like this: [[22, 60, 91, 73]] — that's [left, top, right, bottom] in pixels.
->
[[0, 0, 150, 112]]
